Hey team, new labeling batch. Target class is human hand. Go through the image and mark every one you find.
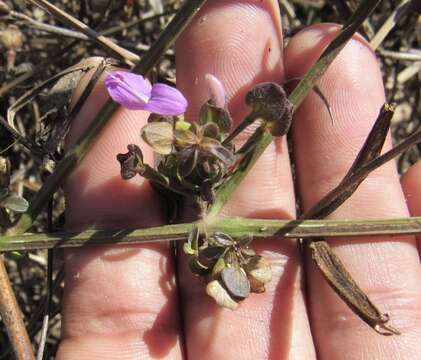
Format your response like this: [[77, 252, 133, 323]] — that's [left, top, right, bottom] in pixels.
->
[[57, 1, 421, 358]]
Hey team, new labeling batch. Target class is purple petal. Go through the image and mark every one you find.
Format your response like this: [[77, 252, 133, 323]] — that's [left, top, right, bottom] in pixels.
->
[[105, 71, 152, 110], [144, 83, 188, 115], [205, 73, 226, 108]]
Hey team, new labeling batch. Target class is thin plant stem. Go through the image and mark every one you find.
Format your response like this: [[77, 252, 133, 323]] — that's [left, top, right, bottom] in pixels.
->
[[27, 0, 139, 65], [369, 0, 413, 51], [0, 256, 34, 360], [1, 216, 421, 252]]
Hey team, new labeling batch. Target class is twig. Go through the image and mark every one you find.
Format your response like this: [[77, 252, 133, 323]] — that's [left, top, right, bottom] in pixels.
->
[[27, 0, 139, 65], [378, 48, 421, 61], [0, 257, 34, 360], [1, 216, 421, 251], [369, 0, 413, 51]]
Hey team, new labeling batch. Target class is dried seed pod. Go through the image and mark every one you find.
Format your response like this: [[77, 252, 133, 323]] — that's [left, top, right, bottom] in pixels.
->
[[0, 25, 23, 50], [206, 280, 238, 310], [141, 122, 174, 155], [245, 255, 272, 293], [246, 82, 293, 136], [221, 267, 250, 299]]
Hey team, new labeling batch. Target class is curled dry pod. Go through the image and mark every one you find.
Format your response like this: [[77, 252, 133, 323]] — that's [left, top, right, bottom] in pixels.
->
[[206, 280, 238, 310], [245, 255, 272, 293], [116, 144, 145, 179]]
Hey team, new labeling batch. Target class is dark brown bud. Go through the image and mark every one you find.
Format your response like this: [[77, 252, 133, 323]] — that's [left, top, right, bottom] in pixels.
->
[[116, 144, 144, 180], [246, 82, 293, 136]]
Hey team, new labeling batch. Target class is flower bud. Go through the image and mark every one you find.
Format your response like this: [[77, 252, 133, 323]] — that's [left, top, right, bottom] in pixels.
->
[[246, 82, 293, 136]]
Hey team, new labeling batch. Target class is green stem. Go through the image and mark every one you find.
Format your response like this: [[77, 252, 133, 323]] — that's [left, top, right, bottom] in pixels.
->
[[207, 131, 273, 218], [288, 0, 382, 109], [7, 0, 209, 237], [2, 216, 421, 252]]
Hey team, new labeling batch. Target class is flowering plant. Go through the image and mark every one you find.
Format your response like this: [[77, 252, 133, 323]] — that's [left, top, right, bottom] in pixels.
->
[[105, 70, 293, 309]]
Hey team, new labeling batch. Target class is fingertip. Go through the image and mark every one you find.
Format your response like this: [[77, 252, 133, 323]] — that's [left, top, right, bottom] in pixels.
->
[[402, 161, 421, 216], [176, 0, 284, 123], [285, 23, 379, 87]]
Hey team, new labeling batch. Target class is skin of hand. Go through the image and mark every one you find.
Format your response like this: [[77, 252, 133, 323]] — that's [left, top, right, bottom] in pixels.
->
[[57, 1, 421, 359]]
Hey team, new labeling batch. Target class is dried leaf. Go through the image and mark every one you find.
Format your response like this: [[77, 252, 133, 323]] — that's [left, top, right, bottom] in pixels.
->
[[245, 255, 272, 293], [206, 280, 238, 310], [199, 102, 233, 133], [210, 232, 234, 247], [201, 137, 234, 165], [177, 147, 198, 178], [141, 122, 174, 155], [211, 256, 227, 277], [173, 128, 198, 146], [201, 246, 225, 260], [0, 193, 29, 213], [189, 257, 209, 276]]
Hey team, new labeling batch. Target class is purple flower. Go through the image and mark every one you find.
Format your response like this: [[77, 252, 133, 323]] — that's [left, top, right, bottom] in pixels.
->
[[105, 71, 188, 116]]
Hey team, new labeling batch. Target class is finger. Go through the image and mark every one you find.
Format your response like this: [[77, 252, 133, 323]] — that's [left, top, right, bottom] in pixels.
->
[[57, 59, 183, 359], [286, 24, 421, 358], [176, 2, 315, 359], [401, 161, 421, 254]]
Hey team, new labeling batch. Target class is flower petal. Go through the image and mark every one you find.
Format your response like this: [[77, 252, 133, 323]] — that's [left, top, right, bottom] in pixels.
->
[[144, 83, 188, 115], [105, 71, 152, 110]]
